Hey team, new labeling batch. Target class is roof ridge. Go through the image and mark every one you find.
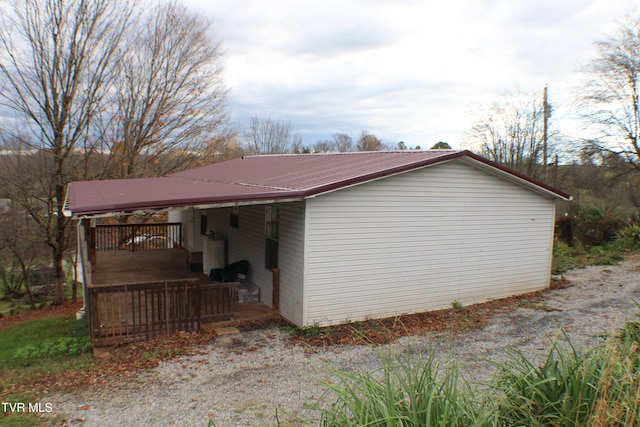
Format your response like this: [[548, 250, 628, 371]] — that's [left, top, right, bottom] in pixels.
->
[[244, 149, 463, 158]]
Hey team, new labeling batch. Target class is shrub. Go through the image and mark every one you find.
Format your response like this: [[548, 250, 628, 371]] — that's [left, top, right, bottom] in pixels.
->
[[451, 300, 465, 310], [616, 223, 640, 250], [495, 335, 603, 426], [556, 205, 627, 249], [0, 263, 25, 297], [282, 323, 329, 338]]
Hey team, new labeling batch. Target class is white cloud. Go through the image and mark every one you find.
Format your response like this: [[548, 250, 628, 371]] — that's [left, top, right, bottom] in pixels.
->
[[187, 0, 639, 147]]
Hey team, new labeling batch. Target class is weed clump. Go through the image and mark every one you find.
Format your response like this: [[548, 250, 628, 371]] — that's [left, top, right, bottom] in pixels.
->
[[306, 319, 640, 426]]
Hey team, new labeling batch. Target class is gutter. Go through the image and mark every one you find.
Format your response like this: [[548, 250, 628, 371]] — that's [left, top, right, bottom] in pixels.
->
[[71, 197, 307, 220], [62, 184, 73, 217], [75, 221, 88, 319]]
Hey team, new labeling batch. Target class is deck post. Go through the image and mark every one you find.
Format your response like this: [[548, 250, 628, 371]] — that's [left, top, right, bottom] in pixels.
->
[[89, 225, 96, 272], [164, 282, 169, 336]]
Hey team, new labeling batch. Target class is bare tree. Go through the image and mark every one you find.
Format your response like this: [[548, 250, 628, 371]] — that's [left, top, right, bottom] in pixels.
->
[[0, 0, 135, 304], [463, 90, 555, 178], [332, 133, 353, 152], [0, 200, 49, 308], [291, 138, 308, 154], [356, 130, 383, 151], [243, 115, 300, 154], [578, 12, 640, 170], [102, 1, 229, 179], [312, 140, 335, 153]]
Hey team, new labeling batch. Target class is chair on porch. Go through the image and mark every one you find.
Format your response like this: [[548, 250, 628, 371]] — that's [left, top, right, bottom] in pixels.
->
[[218, 259, 250, 282], [211, 260, 260, 303]]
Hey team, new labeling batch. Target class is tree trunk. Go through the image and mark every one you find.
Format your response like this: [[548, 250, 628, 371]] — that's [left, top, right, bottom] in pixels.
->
[[19, 263, 36, 310], [53, 178, 67, 305], [53, 248, 65, 305]]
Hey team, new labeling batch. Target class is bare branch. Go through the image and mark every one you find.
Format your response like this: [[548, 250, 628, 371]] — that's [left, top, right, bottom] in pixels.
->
[[578, 13, 640, 170], [101, 1, 229, 179], [243, 115, 298, 154], [0, 0, 136, 303]]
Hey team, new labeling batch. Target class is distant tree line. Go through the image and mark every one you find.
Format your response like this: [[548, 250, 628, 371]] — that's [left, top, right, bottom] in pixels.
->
[[240, 115, 451, 155]]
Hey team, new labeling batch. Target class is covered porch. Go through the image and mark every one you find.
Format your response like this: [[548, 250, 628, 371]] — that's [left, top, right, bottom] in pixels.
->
[[80, 222, 279, 346]]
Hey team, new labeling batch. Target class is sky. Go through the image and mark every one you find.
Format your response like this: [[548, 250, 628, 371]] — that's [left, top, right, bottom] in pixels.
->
[[184, 0, 639, 149]]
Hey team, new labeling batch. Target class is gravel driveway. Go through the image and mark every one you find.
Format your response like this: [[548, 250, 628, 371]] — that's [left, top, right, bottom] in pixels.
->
[[49, 255, 640, 427]]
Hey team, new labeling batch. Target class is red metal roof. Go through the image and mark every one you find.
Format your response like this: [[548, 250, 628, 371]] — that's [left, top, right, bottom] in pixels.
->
[[65, 150, 571, 217]]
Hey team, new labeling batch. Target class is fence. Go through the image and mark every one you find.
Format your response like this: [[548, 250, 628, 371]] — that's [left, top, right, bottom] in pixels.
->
[[93, 223, 182, 252], [88, 279, 238, 346]]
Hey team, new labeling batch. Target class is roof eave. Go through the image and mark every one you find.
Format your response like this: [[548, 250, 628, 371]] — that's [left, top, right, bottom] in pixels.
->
[[69, 193, 307, 219], [298, 150, 470, 198], [459, 153, 571, 200], [297, 150, 571, 201]]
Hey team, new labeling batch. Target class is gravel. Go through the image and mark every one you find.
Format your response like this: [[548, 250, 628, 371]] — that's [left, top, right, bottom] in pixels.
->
[[48, 255, 640, 427]]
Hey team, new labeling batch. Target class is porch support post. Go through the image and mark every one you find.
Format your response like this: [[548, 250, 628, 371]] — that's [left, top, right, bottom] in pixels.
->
[[88, 221, 96, 271], [272, 268, 280, 310]]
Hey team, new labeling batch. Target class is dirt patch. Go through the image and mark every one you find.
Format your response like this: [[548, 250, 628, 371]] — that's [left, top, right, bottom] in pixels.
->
[[286, 289, 552, 347]]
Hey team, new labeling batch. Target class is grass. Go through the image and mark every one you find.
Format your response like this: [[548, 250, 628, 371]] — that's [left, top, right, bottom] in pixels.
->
[[0, 316, 92, 370], [0, 297, 34, 317], [310, 350, 487, 427], [304, 317, 640, 427], [282, 323, 331, 338], [496, 335, 602, 426], [552, 241, 627, 274], [0, 315, 93, 427]]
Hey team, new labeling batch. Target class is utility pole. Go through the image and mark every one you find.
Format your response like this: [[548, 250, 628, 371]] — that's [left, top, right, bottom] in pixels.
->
[[543, 84, 549, 181]]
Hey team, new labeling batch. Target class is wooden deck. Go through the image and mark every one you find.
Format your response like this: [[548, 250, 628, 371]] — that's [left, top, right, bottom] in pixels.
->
[[92, 248, 205, 285], [88, 247, 279, 345], [207, 301, 282, 328]]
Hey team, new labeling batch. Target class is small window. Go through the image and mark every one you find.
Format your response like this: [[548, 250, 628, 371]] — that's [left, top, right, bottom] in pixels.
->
[[265, 206, 279, 269], [200, 214, 207, 235], [230, 206, 239, 228]]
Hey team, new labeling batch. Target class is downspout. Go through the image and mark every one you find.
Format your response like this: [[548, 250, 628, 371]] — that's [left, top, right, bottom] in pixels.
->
[[76, 220, 89, 319]]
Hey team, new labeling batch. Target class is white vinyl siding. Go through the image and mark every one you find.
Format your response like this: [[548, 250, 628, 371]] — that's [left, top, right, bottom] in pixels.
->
[[204, 202, 305, 318], [206, 205, 271, 303], [168, 209, 202, 252], [303, 159, 556, 326], [277, 201, 306, 325]]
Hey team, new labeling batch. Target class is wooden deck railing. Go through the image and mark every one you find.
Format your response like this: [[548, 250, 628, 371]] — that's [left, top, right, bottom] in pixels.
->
[[88, 279, 238, 346], [93, 223, 182, 252]]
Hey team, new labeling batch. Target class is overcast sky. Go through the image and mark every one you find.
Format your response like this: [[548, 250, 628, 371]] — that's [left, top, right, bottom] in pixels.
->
[[185, 0, 639, 149]]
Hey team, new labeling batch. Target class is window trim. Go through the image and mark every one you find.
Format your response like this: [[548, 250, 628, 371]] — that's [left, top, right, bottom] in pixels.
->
[[230, 206, 239, 228]]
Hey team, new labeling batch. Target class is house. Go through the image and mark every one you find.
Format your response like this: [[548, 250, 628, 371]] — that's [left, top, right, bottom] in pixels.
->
[[65, 150, 570, 343]]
